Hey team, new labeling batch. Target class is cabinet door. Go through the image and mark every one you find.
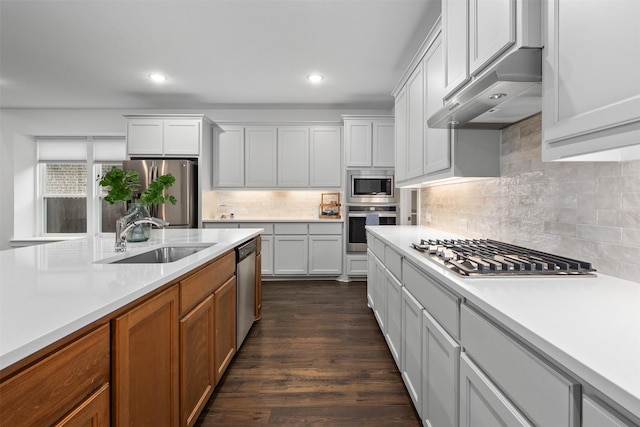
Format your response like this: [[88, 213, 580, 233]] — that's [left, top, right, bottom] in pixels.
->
[[180, 295, 215, 427], [274, 235, 308, 275], [278, 127, 309, 187], [460, 353, 532, 427], [385, 269, 402, 368], [468, 0, 515, 75], [127, 118, 163, 155], [52, 383, 110, 427], [424, 32, 451, 175], [255, 251, 262, 320], [394, 85, 408, 182], [347, 253, 368, 276], [542, 0, 640, 161], [310, 127, 342, 188], [401, 287, 423, 414], [373, 255, 387, 331], [367, 250, 376, 308], [214, 276, 236, 383], [406, 63, 425, 179], [308, 235, 342, 275], [113, 286, 180, 427], [422, 309, 460, 427], [345, 120, 372, 167], [260, 235, 274, 275], [443, 0, 469, 98], [583, 395, 631, 427], [164, 119, 201, 156], [372, 120, 395, 167], [213, 126, 244, 187], [245, 127, 277, 187]]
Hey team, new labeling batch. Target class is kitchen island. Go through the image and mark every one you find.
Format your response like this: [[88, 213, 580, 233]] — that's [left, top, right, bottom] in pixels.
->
[[0, 227, 261, 426], [366, 225, 640, 426]]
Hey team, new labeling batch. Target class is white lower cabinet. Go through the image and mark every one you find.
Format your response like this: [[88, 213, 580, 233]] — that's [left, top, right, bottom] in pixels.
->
[[459, 352, 532, 427], [460, 304, 580, 426], [346, 253, 368, 277], [373, 255, 386, 331], [582, 395, 633, 427], [401, 287, 423, 415], [274, 235, 308, 275], [422, 309, 460, 427], [308, 236, 342, 275], [366, 250, 377, 309], [384, 269, 402, 369]]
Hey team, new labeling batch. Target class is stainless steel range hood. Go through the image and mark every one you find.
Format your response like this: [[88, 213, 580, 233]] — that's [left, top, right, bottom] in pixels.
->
[[427, 48, 542, 129]]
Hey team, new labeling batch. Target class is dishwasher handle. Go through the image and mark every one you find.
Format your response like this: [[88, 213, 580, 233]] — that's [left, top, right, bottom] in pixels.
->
[[236, 239, 257, 262]]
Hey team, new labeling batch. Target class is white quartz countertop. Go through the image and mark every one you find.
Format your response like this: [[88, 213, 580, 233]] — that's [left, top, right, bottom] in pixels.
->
[[367, 225, 640, 419], [0, 228, 261, 371]]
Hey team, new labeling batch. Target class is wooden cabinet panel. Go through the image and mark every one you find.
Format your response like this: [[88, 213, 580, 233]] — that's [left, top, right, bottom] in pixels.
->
[[255, 251, 263, 320], [583, 395, 631, 427], [401, 287, 423, 415], [0, 324, 110, 427], [164, 119, 200, 156], [52, 383, 110, 427], [406, 63, 425, 179], [274, 236, 308, 275], [443, 0, 469, 97], [394, 85, 408, 182], [468, 0, 515, 75], [113, 285, 180, 427], [344, 120, 372, 167], [372, 120, 395, 167], [308, 235, 342, 275], [385, 268, 402, 368], [214, 276, 237, 383], [127, 118, 164, 155], [180, 250, 235, 315], [180, 295, 215, 427]]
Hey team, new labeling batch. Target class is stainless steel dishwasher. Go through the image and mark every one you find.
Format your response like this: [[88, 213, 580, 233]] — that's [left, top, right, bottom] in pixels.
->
[[235, 239, 257, 349]]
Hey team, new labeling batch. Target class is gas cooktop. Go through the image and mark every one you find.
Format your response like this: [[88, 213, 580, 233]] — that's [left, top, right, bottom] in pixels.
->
[[411, 238, 596, 277]]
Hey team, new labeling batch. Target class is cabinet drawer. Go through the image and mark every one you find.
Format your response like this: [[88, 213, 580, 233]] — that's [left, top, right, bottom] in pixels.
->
[[308, 222, 342, 235], [384, 245, 402, 280], [0, 324, 110, 427], [460, 304, 580, 427], [239, 222, 274, 234], [180, 251, 235, 315], [373, 237, 385, 261], [202, 222, 239, 229], [402, 259, 459, 339], [582, 395, 631, 427], [274, 223, 308, 234]]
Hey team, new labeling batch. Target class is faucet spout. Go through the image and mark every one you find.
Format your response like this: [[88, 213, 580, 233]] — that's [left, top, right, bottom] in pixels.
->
[[114, 217, 170, 252]]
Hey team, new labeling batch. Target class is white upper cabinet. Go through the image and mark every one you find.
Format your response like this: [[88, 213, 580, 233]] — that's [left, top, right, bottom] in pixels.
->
[[212, 126, 244, 188], [125, 115, 209, 157], [245, 127, 277, 188], [212, 125, 342, 189], [277, 127, 309, 187], [442, 0, 541, 100], [344, 116, 394, 168], [542, 0, 640, 161], [394, 86, 408, 182], [406, 64, 425, 180], [310, 127, 342, 188]]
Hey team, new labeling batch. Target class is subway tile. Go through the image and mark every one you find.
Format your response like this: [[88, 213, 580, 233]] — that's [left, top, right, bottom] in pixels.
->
[[622, 193, 640, 210], [577, 193, 622, 210], [542, 194, 577, 209], [543, 221, 576, 237], [622, 229, 640, 248], [623, 160, 640, 175], [619, 210, 640, 229], [597, 209, 621, 227], [597, 176, 624, 194], [576, 224, 622, 244]]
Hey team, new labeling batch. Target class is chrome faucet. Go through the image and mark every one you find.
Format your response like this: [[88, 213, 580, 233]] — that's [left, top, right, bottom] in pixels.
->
[[115, 214, 169, 252]]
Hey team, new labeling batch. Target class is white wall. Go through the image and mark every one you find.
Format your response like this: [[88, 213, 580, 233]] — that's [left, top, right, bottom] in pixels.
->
[[0, 107, 390, 249]]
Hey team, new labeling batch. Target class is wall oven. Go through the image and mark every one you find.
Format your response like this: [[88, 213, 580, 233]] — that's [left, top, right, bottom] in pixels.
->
[[347, 169, 397, 204], [347, 205, 397, 253]]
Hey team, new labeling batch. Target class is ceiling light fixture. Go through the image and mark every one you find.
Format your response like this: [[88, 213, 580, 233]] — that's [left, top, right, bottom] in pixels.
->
[[148, 73, 167, 83], [307, 74, 324, 83]]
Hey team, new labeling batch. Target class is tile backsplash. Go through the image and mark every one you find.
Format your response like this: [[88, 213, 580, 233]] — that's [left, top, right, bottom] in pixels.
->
[[202, 191, 341, 220], [420, 114, 640, 283]]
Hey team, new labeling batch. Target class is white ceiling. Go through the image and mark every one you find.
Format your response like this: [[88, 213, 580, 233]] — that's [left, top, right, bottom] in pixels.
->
[[0, 0, 440, 110]]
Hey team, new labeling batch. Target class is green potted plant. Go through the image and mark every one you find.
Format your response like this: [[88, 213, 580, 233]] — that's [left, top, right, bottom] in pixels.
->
[[98, 166, 177, 241]]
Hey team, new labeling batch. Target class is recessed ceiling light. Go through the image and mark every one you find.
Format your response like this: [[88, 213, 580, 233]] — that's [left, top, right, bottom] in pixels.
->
[[307, 74, 323, 83], [148, 73, 167, 83]]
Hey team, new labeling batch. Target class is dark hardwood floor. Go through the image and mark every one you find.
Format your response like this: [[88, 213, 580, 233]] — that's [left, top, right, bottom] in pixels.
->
[[195, 280, 421, 426]]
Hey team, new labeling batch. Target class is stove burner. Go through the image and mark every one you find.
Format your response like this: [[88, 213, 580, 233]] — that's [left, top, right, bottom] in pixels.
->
[[411, 239, 596, 277]]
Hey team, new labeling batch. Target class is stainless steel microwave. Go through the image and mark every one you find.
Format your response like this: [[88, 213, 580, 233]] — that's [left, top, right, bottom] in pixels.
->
[[347, 170, 397, 204]]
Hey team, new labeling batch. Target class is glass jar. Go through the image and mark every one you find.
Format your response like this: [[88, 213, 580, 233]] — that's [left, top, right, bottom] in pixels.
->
[[125, 203, 152, 242]]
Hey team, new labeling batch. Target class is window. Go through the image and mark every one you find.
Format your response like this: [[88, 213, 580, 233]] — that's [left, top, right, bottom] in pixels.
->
[[37, 137, 127, 235]]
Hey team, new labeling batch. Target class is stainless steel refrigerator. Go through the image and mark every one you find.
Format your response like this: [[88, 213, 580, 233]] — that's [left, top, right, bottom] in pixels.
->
[[122, 159, 197, 228]]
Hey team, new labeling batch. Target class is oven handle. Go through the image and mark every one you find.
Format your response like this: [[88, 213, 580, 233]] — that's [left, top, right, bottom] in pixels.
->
[[348, 213, 397, 218]]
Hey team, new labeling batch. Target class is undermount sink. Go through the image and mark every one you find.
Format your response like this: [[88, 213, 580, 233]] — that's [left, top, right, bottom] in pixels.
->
[[107, 244, 214, 264]]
